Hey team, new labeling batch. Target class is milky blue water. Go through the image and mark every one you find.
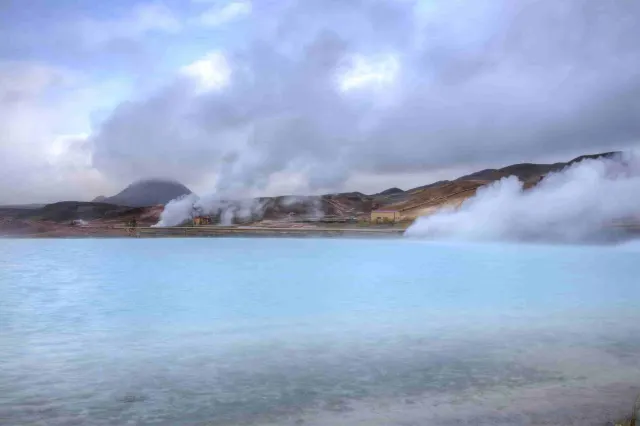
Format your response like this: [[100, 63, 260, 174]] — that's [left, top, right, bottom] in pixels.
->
[[2, 238, 640, 425]]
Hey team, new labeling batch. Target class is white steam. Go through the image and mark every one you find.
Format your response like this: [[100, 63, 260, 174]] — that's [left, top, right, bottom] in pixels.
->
[[154, 192, 328, 227], [154, 194, 199, 227], [281, 196, 324, 220], [405, 152, 640, 243], [154, 194, 268, 227]]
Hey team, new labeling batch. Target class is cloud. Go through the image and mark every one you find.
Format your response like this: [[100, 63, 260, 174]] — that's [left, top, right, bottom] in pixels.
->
[[4, 0, 640, 204], [197, 1, 252, 28], [0, 1, 186, 82], [87, 0, 640, 201], [90, 31, 360, 193], [180, 52, 232, 93], [0, 61, 111, 204], [339, 54, 400, 91], [76, 2, 182, 48]]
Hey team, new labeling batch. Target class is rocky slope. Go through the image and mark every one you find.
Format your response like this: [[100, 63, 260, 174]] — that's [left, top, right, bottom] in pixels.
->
[[0, 203, 163, 236], [93, 179, 192, 207], [374, 151, 619, 219], [0, 151, 620, 235]]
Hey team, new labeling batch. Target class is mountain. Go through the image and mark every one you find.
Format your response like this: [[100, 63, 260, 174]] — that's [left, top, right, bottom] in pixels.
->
[[1, 151, 625, 235], [377, 151, 620, 218], [454, 152, 619, 183], [374, 187, 404, 196], [244, 151, 624, 223], [93, 179, 192, 207]]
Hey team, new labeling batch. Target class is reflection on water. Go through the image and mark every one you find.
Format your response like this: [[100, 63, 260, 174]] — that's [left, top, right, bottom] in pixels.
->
[[1, 238, 640, 425]]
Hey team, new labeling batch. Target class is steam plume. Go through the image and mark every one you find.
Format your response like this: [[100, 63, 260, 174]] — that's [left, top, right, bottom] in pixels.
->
[[154, 194, 268, 227], [405, 152, 640, 243], [280, 196, 324, 220]]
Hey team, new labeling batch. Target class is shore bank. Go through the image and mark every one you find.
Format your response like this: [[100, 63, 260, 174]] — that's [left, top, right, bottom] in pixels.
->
[[1, 224, 407, 238]]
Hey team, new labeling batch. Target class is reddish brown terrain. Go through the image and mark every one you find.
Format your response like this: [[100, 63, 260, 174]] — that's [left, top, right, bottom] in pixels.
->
[[0, 152, 621, 237], [0, 204, 164, 237]]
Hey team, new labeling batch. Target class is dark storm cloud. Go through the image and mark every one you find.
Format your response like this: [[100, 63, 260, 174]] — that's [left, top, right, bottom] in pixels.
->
[[90, 0, 640, 194]]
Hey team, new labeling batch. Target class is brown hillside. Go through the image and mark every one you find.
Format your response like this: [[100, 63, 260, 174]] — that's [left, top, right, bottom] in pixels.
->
[[379, 151, 619, 219], [0, 151, 622, 235]]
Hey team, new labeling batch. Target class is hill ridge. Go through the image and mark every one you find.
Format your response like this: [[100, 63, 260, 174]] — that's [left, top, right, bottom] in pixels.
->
[[93, 179, 192, 207]]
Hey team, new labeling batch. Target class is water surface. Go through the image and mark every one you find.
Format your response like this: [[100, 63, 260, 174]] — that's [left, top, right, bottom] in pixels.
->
[[2, 238, 640, 425]]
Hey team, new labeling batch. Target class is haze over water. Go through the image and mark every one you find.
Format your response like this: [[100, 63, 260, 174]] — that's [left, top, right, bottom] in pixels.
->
[[2, 238, 640, 425]]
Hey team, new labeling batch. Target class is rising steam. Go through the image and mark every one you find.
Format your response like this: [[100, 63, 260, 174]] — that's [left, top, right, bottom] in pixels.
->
[[405, 152, 640, 243], [154, 195, 268, 227], [280, 196, 324, 220], [154, 193, 326, 227]]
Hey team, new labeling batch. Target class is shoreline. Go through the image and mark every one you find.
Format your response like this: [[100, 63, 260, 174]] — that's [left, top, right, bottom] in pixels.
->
[[1, 224, 407, 239], [1, 234, 405, 239]]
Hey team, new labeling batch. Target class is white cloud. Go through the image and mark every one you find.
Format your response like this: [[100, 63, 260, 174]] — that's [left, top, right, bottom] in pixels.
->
[[48, 134, 92, 169], [77, 2, 181, 48], [180, 52, 231, 93], [5, 0, 640, 205], [339, 54, 400, 91], [89, 0, 640, 203], [0, 61, 112, 204], [0, 62, 65, 98], [198, 1, 252, 28]]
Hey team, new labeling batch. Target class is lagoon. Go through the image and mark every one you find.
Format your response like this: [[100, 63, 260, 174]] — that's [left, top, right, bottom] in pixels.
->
[[2, 238, 640, 425]]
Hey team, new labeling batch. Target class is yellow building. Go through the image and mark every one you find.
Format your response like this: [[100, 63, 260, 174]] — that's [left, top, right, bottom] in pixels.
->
[[193, 216, 212, 226], [370, 209, 399, 224]]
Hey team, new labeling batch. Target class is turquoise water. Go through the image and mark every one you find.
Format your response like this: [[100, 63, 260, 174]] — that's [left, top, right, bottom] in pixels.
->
[[2, 238, 640, 425]]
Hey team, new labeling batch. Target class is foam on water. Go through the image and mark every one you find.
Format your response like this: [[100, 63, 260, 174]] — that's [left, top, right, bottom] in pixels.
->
[[1, 238, 640, 425]]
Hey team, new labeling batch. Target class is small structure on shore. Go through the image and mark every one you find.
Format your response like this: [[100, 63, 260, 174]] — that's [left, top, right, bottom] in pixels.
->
[[192, 216, 212, 226], [371, 209, 399, 224]]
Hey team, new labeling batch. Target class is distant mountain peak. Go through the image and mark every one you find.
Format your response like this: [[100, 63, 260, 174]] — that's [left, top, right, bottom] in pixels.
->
[[375, 187, 404, 196], [93, 179, 192, 207], [123, 178, 185, 187]]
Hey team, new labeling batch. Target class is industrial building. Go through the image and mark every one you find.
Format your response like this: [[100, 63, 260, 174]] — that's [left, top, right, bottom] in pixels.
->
[[192, 216, 212, 226], [370, 209, 399, 224]]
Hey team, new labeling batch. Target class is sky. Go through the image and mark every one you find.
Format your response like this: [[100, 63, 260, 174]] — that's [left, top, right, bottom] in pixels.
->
[[1, 0, 640, 204]]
